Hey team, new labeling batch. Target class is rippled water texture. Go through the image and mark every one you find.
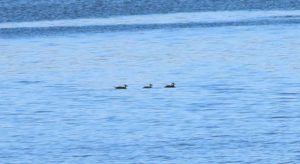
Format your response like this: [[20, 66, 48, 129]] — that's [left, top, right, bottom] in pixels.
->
[[1, 9, 300, 163], [1, 0, 300, 22]]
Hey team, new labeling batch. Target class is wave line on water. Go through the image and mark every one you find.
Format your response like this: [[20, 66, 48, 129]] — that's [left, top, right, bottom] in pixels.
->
[[1, 10, 300, 29], [1, 10, 300, 38]]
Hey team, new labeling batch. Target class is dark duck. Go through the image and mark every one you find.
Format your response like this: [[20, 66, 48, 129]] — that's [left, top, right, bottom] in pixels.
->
[[143, 84, 153, 89], [165, 83, 175, 88], [115, 84, 127, 89]]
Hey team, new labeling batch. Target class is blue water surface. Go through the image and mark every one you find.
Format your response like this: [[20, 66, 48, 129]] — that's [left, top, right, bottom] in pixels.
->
[[1, 9, 300, 163]]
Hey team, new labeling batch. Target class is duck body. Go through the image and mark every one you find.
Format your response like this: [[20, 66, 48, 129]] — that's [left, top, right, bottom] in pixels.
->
[[115, 84, 127, 89], [143, 84, 153, 89], [165, 83, 175, 88]]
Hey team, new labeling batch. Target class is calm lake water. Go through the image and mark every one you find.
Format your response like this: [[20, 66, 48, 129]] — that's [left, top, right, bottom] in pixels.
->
[[1, 7, 300, 163]]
